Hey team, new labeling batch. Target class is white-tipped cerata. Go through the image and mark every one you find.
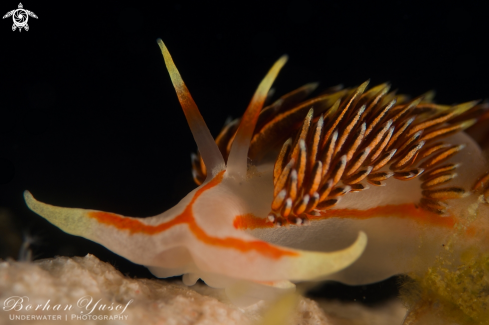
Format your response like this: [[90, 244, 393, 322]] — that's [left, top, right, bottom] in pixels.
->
[[157, 39, 225, 177], [227, 55, 288, 178]]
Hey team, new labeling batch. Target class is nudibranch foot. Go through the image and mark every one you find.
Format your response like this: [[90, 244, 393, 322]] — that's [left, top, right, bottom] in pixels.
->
[[150, 265, 296, 306]]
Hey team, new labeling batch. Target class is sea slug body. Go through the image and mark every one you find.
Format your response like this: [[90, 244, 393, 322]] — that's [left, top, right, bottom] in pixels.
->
[[25, 39, 489, 307]]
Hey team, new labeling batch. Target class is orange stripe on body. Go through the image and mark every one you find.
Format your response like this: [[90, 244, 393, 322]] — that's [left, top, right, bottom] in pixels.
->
[[312, 204, 456, 228], [88, 171, 297, 259], [233, 213, 275, 230], [233, 203, 456, 230], [314, 205, 486, 240]]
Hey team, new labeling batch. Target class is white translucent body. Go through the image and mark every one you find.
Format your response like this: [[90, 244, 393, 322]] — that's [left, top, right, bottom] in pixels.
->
[[24, 41, 489, 306]]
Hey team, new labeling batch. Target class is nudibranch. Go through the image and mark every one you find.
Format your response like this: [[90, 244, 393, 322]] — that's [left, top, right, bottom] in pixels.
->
[[25, 39, 489, 307]]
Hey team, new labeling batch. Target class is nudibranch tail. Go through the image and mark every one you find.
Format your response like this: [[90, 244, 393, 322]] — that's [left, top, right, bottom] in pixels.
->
[[227, 55, 288, 178], [157, 39, 224, 177]]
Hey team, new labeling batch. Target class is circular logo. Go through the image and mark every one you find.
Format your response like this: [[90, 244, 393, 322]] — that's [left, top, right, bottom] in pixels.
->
[[13, 9, 28, 28]]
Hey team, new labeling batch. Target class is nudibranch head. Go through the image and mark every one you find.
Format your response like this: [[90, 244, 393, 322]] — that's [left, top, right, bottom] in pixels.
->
[[25, 38, 489, 306]]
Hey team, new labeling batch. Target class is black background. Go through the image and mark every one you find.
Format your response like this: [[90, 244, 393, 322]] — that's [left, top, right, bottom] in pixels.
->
[[0, 1, 487, 304]]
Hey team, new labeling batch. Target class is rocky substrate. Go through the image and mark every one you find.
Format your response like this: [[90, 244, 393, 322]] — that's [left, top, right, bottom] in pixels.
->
[[0, 255, 406, 325]]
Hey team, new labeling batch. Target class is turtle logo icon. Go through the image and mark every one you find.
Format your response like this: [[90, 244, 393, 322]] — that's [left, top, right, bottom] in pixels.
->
[[3, 3, 37, 32]]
